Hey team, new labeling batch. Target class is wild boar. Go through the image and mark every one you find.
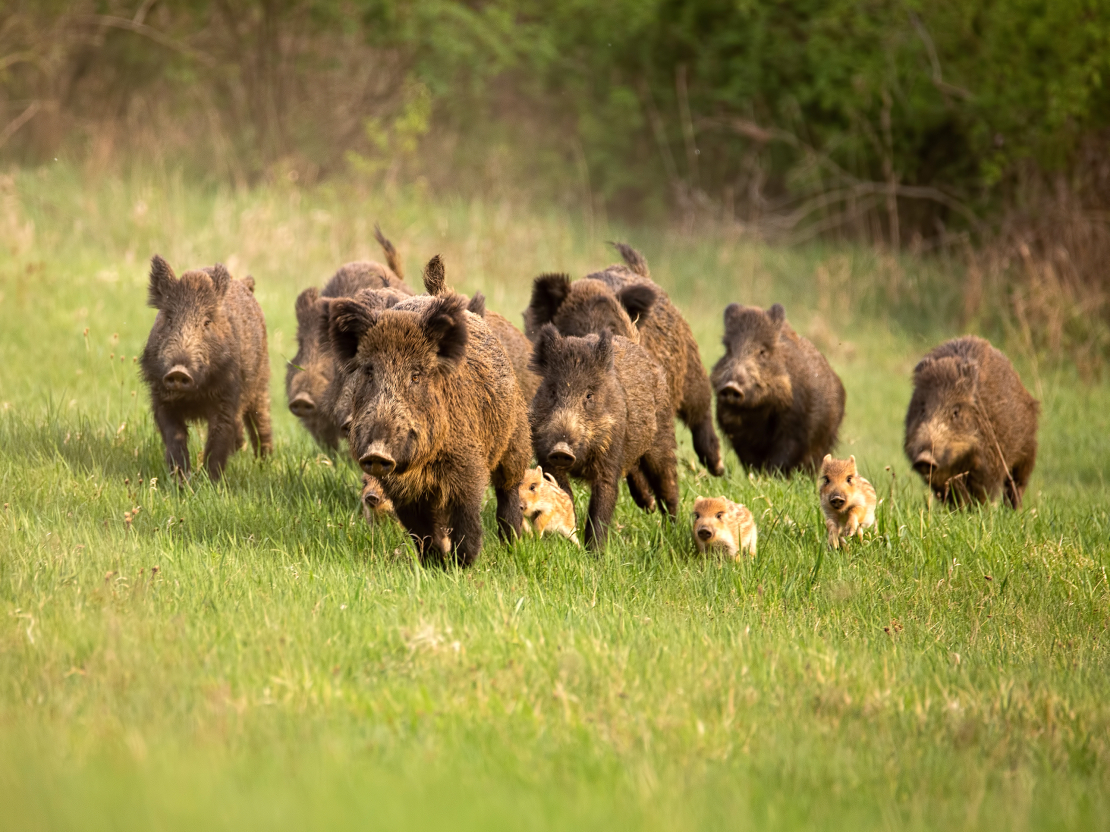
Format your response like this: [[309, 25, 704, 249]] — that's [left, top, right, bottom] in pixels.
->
[[140, 255, 272, 482], [692, 496, 757, 559], [529, 324, 679, 550], [904, 335, 1038, 508], [711, 303, 845, 474], [360, 472, 396, 523], [524, 243, 723, 475], [286, 229, 413, 448], [819, 454, 877, 547], [328, 285, 531, 566]]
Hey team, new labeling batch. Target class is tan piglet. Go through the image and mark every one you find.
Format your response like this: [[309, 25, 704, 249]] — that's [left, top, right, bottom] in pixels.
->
[[519, 466, 580, 546], [819, 454, 877, 548], [692, 496, 757, 559]]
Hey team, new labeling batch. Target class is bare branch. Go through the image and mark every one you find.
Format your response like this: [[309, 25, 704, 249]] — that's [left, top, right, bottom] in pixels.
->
[[0, 100, 41, 150], [71, 14, 216, 67]]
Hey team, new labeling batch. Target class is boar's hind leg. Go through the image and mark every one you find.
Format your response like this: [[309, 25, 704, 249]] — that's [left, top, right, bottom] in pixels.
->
[[153, 403, 190, 479], [203, 409, 242, 482], [682, 359, 725, 476], [584, 474, 620, 551], [494, 486, 523, 542], [1004, 455, 1035, 510], [244, 393, 274, 458], [640, 450, 679, 519], [625, 468, 657, 513]]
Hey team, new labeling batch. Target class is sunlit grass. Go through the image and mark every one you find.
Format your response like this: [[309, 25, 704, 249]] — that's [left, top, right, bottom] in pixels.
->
[[0, 166, 1107, 830]]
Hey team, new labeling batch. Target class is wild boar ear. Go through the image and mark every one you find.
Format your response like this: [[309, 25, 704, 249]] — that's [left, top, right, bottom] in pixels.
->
[[295, 287, 321, 326], [535, 465, 543, 478], [467, 291, 487, 317], [148, 255, 176, 308], [423, 255, 447, 296], [209, 264, 232, 298], [242, 275, 256, 293], [423, 293, 469, 367], [529, 274, 572, 327], [594, 328, 615, 367], [723, 302, 744, 334], [328, 299, 377, 363], [822, 453, 832, 467], [617, 284, 656, 326], [530, 323, 562, 373], [768, 303, 786, 328]]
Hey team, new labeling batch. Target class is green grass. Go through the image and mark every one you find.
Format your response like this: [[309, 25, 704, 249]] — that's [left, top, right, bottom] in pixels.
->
[[1, 165, 1108, 830]]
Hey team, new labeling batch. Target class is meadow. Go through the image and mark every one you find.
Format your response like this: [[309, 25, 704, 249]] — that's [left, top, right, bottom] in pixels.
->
[[1, 164, 1108, 830]]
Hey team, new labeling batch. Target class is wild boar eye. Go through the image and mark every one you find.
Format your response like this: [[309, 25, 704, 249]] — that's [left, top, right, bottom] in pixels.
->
[[952, 405, 961, 419], [585, 391, 594, 402], [529, 483, 537, 491], [716, 512, 724, 520], [846, 475, 853, 484], [204, 318, 212, 327], [821, 476, 830, 485], [410, 371, 421, 385]]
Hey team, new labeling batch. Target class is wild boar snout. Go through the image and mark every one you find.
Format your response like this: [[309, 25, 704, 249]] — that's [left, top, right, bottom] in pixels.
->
[[696, 526, 713, 541], [359, 442, 397, 477], [547, 441, 576, 468], [162, 364, 194, 391], [289, 392, 316, 417]]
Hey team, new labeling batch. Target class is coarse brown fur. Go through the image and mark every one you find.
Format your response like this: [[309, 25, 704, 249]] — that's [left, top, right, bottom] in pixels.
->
[[904, 336, 1039, 508], [692, 496, 757, 559], [524, 243, 724, 476], [140, 255, 272, 482], [328, 279, 531, 567], [286, 230, 414, 449], [529, 324, 679, 550], [819, 454, 876, 548], [519, 466, 580, 545], [423, 257, 541, 402], [711, 303, 845, 474]]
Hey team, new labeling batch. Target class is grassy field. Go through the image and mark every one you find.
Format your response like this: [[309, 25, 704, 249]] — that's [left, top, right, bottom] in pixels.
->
[[1, 165, 1108, 830]]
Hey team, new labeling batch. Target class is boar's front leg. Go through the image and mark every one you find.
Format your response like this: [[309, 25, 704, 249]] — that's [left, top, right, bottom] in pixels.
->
[[494, 485, 523, 543], [153, 402, 190, 479], [625, 468, 657, 513], [584, 469, 620, 551], [446, 498, 484, 568], [203, 406, 242, 482]]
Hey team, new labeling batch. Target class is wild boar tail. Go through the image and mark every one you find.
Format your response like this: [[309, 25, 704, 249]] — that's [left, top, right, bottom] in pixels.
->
[[609, 242, 650, 277], [374, 224, 404, 280]]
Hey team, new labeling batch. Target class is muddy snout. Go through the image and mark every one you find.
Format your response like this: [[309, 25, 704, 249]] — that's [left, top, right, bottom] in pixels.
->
[[359, 443, 397, 477], [546, 441, 576, 468], [288, 393, 316, 418], [162, 365, 194, 392]]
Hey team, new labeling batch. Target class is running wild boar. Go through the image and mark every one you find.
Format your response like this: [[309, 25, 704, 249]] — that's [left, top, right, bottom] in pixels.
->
[[711, 303, 844, 474], [140, 255, 272, 481], [524, 243, 724, 476], [529, 324, 679, 550], [328, 286, 530, 566], [904, 335, 1038, 508]]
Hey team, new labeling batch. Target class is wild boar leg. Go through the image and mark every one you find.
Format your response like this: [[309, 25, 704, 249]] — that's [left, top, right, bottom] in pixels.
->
[[446, 499, 484, 568], [244, 392, 274, 458], [625, 468, 657, 513], [639, 452, 679, 519], [203, 408, 242, 481], [153, 402, 190, 478], [494, 484, 523, 542], [584, 473, 620, 550], [682, 367, 724, 476]]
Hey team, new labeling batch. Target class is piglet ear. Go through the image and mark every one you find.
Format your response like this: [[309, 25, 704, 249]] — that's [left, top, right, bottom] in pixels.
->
[[822, 453, 833, 467], [423, 255, 447, 296], [423, 293, 468, 367], [528, 274, 572, 331], [530, 323, 562, 374], [209, 264, 232, 298], [328, 298, 377, 364], [544, 472, 560, 487], [767, 303, 786, 328], [848, 455, 856, 469], [618, 284, 656, 327], [594, 328, 614, 367], [467, 291, 487, 317], [148, 255, 176, 309], [295, 287, 321, 327]]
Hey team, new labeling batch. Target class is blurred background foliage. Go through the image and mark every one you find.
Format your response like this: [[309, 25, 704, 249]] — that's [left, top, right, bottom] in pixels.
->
[[2, 0, 1108, 363]]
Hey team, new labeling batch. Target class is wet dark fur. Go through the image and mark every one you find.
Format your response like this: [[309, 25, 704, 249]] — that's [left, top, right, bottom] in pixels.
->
[[140, 255, 272, 481], [327, 288, 530, 567], [529, 324, 679, 550], [286, 240, 414, 449], [524, 243, 723, 476], [711, 303, 845, 474], [904, 335, 1039, 508]]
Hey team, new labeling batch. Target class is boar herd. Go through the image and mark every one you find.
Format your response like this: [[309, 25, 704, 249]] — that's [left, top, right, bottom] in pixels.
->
[[140, 234, 1040, 566]]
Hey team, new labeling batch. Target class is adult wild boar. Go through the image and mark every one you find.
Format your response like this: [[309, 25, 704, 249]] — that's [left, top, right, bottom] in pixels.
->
[[904, 335, 1038, 508], [711, 303, 844, 474], [140, 255, 272, 481], [525, 243, 723, 476], [328, 286, 530, 566], [287, 227, 413, 448], [529, 324, 679, 550]]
